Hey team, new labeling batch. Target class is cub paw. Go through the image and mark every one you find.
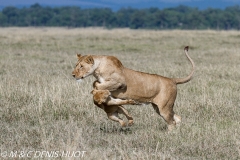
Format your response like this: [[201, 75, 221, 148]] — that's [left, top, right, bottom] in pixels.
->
[[128, 120, 134, 126], [120, 121, 127, 127], [128, 99, 137, 104]]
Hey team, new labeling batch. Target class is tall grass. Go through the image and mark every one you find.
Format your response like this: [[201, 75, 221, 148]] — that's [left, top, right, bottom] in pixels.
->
[[0, 27, 239, 159]]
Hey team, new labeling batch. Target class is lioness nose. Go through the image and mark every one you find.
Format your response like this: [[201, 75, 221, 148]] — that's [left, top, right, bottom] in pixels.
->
[[72, 74, 75, 78]]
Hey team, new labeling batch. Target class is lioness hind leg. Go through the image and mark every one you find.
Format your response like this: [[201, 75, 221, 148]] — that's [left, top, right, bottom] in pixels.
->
[[160, 104, 176, 131], [152, 103, 181, 126], [107, 112, 126, 127], [174, 114, 181, 124], [152, 98, 177, 131], [117, 106, 134, 126]]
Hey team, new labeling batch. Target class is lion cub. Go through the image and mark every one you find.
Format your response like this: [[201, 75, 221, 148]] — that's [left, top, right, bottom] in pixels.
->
[[91, 89, 135, 127]]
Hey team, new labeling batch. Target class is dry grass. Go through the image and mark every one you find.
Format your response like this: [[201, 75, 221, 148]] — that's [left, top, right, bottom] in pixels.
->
[[0, 27, 240, 159]]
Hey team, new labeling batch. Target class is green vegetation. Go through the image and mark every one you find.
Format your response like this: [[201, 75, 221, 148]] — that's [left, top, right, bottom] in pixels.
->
[[1, 3, 240, 29], [0, 28, 239, 159]]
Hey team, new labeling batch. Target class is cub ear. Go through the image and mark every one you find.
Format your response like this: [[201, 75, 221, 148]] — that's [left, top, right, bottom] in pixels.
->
[[105, 90, 111, 96], [85, 55, 94, 64], [90, 89, 96, 94], [76, 54, 82, 60]]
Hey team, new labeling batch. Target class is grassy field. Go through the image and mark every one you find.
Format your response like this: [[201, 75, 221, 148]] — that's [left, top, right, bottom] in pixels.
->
[[0, 27, 239, 159]]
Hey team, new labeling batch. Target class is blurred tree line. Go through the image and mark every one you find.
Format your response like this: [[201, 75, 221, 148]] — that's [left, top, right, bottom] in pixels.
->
[[1, 3, 240, 30]]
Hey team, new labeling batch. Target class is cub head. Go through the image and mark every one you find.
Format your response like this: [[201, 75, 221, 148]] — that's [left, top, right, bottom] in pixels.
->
[[91, 89, 111, 104], [72, 54, 94, 81]]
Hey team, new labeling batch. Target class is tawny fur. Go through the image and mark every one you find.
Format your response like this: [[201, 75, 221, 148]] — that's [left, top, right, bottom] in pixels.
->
[[72, 46, 195, 130], [91, 89, 135, 127]]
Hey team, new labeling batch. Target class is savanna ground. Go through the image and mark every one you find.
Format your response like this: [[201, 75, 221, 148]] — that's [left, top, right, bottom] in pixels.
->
[[0, 28, 239, 159]]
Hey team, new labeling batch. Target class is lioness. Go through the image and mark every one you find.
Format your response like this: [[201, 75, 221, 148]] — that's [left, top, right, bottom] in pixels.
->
[[91, 89, 135, 127], [72, 46, 195, 130]]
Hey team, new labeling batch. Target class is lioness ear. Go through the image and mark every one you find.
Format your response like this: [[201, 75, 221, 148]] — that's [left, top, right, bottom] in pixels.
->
[[85, 56, 94, 64], [77, 54, 82, 60]]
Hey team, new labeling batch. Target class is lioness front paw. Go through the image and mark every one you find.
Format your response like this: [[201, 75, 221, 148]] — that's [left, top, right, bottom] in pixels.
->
[[93, 81, 101, 90], [93, 80, 99, 89]]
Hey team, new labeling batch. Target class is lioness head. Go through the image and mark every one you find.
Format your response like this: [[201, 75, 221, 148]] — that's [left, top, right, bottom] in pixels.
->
[[72, 54, 94, 81], [91, 89, 111, 104]]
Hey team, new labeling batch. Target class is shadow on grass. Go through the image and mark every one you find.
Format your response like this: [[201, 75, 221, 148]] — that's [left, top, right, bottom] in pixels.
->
[[99, 124, 134, 134], [99, 122, 167, 134]]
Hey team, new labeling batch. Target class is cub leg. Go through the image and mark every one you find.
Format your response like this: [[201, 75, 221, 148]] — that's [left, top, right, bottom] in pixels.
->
[[117, 106, 134, 126], [91, 89, 135, 127], [107, 111, 126, 127], [105, 97, 136, 106], [93, 102, 126, 127]]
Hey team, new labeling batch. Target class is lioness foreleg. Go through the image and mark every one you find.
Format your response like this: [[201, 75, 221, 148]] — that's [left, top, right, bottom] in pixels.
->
[[93, 80, 126, 91], [91, 89, 136, 106], [106, 97, 136, 106]]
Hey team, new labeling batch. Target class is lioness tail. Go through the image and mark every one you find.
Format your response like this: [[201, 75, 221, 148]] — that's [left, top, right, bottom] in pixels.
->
[[173, 46, 195, 84]]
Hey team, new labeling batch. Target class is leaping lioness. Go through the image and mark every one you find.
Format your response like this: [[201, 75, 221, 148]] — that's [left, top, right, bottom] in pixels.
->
[[72, 46, 195, 131]]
